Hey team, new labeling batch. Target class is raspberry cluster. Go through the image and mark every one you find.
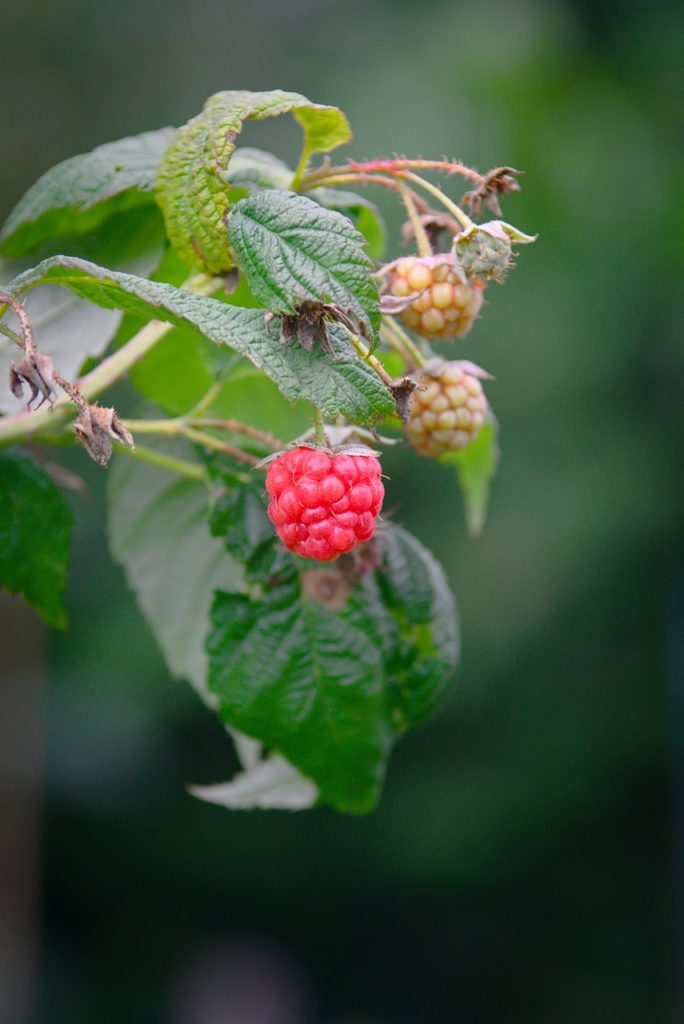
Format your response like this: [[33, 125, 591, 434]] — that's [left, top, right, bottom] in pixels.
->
[[387, 256, 484, 339], [266, 446, 384, 562], [406, 359, 489, 457]]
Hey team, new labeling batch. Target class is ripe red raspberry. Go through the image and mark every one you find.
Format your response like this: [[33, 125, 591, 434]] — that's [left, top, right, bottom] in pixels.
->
[[406, 359, 489, 457], [386, 256, 484, 339], [265, 447, 384, 562]]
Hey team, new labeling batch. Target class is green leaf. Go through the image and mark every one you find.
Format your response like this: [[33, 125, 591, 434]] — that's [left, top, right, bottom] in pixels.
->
[[206, 523, 459, 813], [207, 465, 277, 581], [307, 187, 387, 260], [156, 90, 351, 274], [207, 567, 391, 814], [7, 256, 394, 422], [228, 190, 380, 337], [290, 102, 351, 169], [188, 755, 318, 811], [106, 437, 242, 697], [0, 450, 72, 627], [0, 128, 175, 257], [377, 526, 460, 728], [441, 415, 500, 537]]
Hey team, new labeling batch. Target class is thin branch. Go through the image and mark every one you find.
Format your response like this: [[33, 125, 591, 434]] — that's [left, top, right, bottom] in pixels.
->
[[342, 326, 394, 388], [180, 425, 261, 466], [312, 408, 328, 447], [0, 292, 36, 355], [192, 418, 285, 450], [348, 158, 484, 185], [300, 169, 423, 202], [302, 157, 484, 189], [398, 172, 475, 231], [381, 318, 428, 369], [188, 380, 224, 418], [117, 442, 207, 481], [123, 416, 284, 453], [0, 322, 25, 348], [397, 181, 432, 258]]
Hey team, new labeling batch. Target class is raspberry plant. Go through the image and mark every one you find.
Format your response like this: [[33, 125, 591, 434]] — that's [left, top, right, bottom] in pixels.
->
[[0, 89, 535, 813]]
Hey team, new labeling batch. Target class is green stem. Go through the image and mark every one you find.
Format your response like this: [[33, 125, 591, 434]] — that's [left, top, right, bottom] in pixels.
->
[[312, 408, 328, 447], [300, 170, 413, 199], [188, 380, 223, 417], [181, 425, 260, 466], [192, 418, 285, 449], [118, 442, 206, 481], [382, 317, 428, 369], [123, 416, 283, 452], [0, 322, 24, 348], [399, 171, 475, 231], [344, 327, 395, 388], [291, 143, 312, 192], [120, 417, 180, 436], [397, 181, 432, 258]]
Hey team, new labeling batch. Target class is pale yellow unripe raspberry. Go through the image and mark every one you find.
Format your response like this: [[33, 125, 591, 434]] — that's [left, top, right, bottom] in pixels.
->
[[406, 358, 490, 457], [387, 256, 484, 339]]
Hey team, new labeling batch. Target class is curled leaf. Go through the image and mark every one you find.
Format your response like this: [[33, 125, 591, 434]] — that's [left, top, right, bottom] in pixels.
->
[[188, 754, 318, 811], [156, 90, 351, 273]]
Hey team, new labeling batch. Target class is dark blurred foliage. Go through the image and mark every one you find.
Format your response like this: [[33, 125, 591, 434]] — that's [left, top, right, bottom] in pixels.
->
[[1, 0, 683, 1021]]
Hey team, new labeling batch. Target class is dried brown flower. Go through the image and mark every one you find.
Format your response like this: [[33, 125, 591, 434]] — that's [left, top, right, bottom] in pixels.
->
[[461, 166, 523, 218], [266, 301, 369, 359], [9, 350, 56, 409]]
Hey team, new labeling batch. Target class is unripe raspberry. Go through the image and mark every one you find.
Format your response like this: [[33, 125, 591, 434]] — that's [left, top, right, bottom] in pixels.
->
[[405, 359, 489, 457], [386, 256, 484, 339], [265, 446, 384, 562], [453, 229, 512, 284]]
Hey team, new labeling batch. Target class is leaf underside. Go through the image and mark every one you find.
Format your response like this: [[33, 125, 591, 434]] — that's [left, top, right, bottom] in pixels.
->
[[188, 755, 319, 811], [106, 436, 242, 698]]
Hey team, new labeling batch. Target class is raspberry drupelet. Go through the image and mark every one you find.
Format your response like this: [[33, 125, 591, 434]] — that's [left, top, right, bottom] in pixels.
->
[[386, 256, 484, 339], [265, 447, 384, 561]]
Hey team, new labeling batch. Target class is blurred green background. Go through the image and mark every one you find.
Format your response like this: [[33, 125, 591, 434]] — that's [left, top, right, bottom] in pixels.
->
[[2, 0, 683, 1021]]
